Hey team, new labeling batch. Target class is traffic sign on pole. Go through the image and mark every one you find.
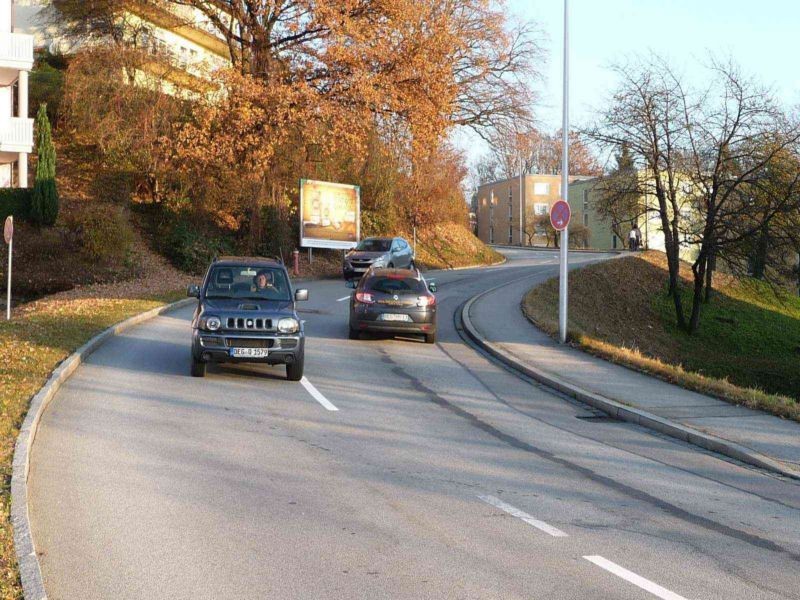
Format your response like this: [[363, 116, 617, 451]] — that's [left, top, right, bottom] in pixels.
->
[[550, 200, 571, 232], [4, 216, 12, 321]]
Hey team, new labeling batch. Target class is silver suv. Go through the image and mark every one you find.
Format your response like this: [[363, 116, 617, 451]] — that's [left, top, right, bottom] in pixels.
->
[[343, 237, 415, 280]]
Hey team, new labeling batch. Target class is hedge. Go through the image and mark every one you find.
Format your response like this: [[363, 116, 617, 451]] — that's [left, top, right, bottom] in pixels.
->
[[0, 188, 32, 221]]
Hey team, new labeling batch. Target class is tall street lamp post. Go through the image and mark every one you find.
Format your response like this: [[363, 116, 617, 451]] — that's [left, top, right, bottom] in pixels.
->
[[558, 0, 570, 344]]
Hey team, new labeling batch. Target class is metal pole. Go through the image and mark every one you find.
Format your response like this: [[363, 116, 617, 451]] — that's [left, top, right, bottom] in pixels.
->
[[6, 234, 11, 321], [519, 154, 524, 246], [558, 0, 570, 344]]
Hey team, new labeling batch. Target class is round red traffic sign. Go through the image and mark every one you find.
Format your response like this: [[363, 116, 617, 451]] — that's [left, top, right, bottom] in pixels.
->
[[3, 216, 12, 245], [549, 200, 571, 231]]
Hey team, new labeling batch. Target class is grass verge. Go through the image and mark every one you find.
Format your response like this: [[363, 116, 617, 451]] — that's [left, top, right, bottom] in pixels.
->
[[0, 291, 184, 599], [522, 251, 800, 422]]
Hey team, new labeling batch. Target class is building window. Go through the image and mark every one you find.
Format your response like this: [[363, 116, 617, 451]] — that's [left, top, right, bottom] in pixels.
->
[[534, 182, 550, 196], [509, 226, 513, 243], [489, 226, 494, 244], [534, 203, 548, 216], [583, 213, 589, 227], [583, 189, 589, 208]]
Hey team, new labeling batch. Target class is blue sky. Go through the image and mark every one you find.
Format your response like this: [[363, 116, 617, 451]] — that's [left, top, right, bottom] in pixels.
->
[[505, 0, 800, 130]]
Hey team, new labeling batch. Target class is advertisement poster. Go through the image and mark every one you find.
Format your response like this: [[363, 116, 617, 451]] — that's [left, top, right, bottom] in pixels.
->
[[299, 179, 360, 249]]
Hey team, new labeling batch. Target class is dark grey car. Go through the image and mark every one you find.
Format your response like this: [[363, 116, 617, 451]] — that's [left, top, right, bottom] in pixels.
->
[[188, 257, 309, 380], [342, 237, 415, 280], [348, 268, 437, 343]]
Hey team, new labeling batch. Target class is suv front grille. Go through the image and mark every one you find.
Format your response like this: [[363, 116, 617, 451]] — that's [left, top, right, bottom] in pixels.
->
[[226, 317, 273, 330], [225, 338, 274, 348]]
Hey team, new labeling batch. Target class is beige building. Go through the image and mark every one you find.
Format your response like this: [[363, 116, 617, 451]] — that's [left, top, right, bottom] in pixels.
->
[[475, 174, 592, 246]]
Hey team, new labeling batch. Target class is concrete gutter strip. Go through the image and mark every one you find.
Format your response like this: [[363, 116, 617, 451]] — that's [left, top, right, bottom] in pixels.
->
[[10, 297, 197, 600], [460, 292, 800, 482]]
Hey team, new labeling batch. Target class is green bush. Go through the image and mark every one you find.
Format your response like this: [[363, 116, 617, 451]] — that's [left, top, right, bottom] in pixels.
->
[[0, 188, 32, 221], [30, 62, 65, 124], [30, 104, 59, 226], [162, 219, 234, 274], [63, 204, 134, 263]]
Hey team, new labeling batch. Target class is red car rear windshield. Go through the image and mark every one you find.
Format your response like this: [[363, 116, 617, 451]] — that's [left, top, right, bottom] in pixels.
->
[[366, 276, 427, 295]]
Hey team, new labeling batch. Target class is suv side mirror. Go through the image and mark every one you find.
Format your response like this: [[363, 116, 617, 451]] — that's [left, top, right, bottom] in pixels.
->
[[295, 289, 309, 302], [427, 280, 437, 293], [187, 284, 200, 298]]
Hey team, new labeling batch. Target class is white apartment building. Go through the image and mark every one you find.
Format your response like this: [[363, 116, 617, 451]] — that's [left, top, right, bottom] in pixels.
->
[[0, 0, 33, 188], [16, 0, 231, 96]]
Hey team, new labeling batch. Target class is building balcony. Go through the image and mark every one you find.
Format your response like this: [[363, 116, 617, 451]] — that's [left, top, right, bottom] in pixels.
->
[[0, 117, 33, 156], [0, 33, 34, 82]]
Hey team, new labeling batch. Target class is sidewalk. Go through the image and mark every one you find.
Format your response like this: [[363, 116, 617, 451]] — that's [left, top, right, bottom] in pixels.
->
[[463, 274, 800, 480]]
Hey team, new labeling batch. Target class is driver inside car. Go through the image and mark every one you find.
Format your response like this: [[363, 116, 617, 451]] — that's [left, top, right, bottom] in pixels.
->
[[252, 270, 276, 293]]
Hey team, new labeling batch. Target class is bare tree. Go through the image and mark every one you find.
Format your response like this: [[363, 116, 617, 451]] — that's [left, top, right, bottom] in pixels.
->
[[586, 55, 800, 333], [593, 143, 649, 245], [586, 56, 693, 329]]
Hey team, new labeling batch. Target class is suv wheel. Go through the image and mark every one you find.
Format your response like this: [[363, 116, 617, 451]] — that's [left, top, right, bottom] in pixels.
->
[[191, 358, 206, 377], [286, 353, 305, 381], [424, 333, 436, 344], [348, 326, 360, 340]]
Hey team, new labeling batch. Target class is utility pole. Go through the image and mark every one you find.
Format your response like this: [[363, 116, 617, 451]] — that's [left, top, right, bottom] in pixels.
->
[[558, 0, 570, 344]]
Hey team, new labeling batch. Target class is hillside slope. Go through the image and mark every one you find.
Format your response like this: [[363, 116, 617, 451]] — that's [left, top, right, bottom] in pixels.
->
[[523, 251, 800, 417]]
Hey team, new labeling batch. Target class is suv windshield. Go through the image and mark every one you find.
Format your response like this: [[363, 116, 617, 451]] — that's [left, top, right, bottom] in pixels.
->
[[356, 239, 391, 252], [367, 276, 427, 295], [205, 266, 291, 301]]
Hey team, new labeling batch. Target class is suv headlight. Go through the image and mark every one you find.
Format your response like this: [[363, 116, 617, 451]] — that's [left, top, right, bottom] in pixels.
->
[[277, 317, 300, 334], [200, 315, 222, 331]]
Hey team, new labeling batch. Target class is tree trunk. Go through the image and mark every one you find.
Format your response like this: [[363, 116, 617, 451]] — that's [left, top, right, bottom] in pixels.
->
[[752, 223, 769, 279], [688, 251, 708, 334], [704, 248, 715, 303]]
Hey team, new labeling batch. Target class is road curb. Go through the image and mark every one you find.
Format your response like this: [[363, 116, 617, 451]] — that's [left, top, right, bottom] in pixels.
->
[[460, 287, 800, 482], [490, 244, 624, 255], [10, 297, 197, 600], [428, 257, 508, 273]]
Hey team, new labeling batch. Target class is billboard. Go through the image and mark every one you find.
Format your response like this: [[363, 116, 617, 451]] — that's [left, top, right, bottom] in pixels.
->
[[299, 179, 360, 249]]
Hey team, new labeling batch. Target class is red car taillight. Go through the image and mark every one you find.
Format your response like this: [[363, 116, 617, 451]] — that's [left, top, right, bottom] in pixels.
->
[[356, 292, 375, 304], [417, 294, 436, 307]]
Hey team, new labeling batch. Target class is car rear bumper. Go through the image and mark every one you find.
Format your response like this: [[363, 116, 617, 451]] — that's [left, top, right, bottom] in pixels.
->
[[353, 321, 436, 335], [350, 306, 436, 335], [192, 331, 304, 364]]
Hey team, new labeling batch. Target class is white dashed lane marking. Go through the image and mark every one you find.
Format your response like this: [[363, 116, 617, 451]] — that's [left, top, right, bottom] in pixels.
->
[[584, 556, 689, 600], [336, 296, 351, 302], [478, 495, 567, 537], [300, 377, 339, 411]]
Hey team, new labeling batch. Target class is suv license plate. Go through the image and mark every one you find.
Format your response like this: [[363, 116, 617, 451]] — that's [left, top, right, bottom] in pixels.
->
[[230, 348, 269, 358], [379, 314, 411, 322]]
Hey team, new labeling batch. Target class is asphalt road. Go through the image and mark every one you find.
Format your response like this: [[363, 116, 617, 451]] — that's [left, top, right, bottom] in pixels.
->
[[29, 248, 800, 600]]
